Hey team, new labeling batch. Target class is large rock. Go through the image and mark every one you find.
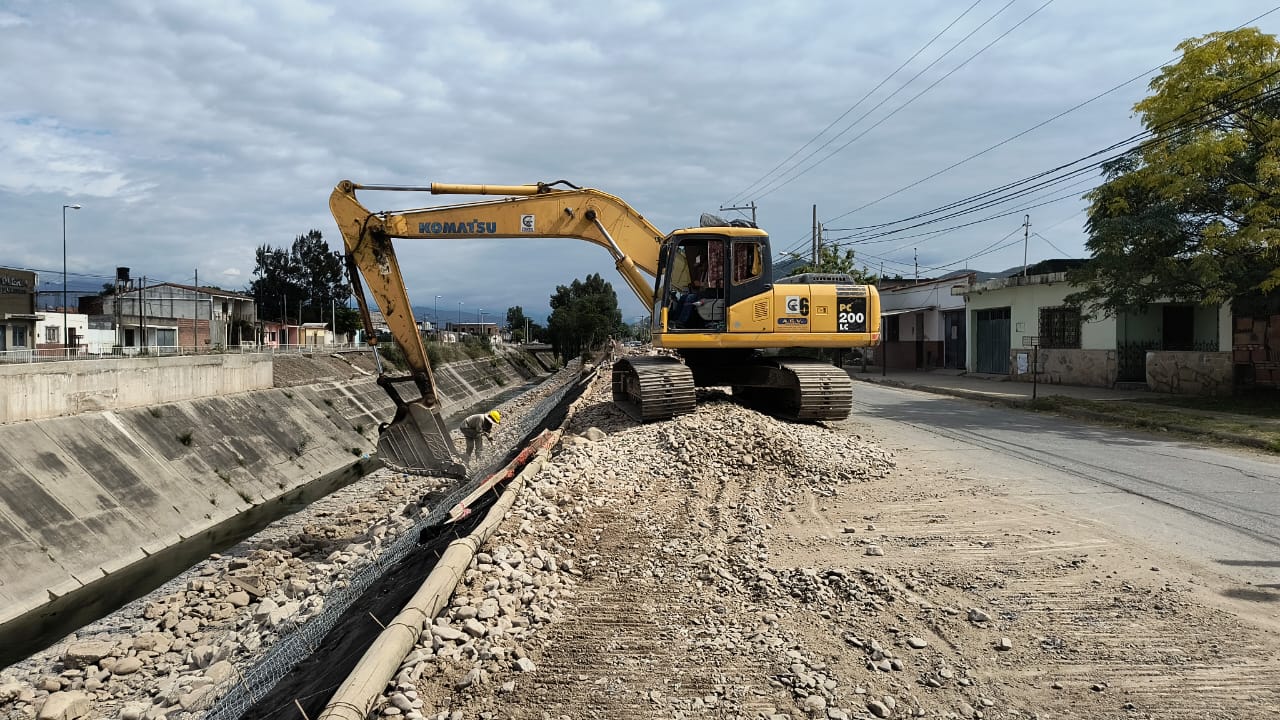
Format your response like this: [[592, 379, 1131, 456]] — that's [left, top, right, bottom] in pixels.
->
[[111, 657, 143, 676], [61, 641, 114, 669], [36, 691, 90, 720]]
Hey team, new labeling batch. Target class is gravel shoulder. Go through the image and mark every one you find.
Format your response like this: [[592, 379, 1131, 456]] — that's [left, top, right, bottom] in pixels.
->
[[371, 375, 1280, 720], [6, 364, 1278, 720]]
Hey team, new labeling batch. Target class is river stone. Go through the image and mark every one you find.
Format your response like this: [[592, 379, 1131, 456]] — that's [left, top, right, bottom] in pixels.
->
[[36, 691, 90, 720], [111, 657, 143, 676], [62, 641, 114, 669]]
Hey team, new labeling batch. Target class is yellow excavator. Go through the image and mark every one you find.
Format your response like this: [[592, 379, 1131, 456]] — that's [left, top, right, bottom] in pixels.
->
[[330, 180, 881, 476]]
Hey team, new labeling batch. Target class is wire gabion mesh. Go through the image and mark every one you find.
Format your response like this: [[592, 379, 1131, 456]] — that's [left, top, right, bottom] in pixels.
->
[[202, 361, 590, 720]]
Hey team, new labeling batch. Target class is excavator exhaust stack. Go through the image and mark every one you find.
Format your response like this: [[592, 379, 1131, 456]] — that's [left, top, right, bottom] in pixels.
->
[[376, 400, 467, 479]]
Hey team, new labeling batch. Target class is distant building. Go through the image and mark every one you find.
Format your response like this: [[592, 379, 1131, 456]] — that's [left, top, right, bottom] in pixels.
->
[[446, 321, 499, 337], [89, 282, 256, 349], [0, 266, 38, 354]]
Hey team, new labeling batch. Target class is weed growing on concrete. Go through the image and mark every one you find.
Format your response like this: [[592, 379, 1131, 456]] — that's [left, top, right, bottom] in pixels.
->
[[354, 424, 364, 435], [237, 489, 252, 503], [216, 469, 230, 484], [148, 407, 163, 418], [178, 431, 193, 446], [283, 391, 294, 399], [351, 447, 362, 456], [208, 493, 218, 506], [323, 398, 333, 407]]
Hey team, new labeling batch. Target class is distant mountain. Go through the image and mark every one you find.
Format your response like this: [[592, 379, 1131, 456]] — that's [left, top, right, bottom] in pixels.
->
[[410, 305, 549, 327]]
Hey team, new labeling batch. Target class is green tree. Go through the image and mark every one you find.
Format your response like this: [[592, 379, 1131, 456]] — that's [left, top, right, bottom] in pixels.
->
[[250, 230, 352, 323], [333, 305, 361, 338], [546, 273, 625, 359], [794, 245, 874, 283], [506, 305, 529, 342], [1066, 28, 1280, 317]]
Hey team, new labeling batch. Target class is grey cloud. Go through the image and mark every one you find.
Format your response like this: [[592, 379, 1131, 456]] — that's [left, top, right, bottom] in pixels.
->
[[0, 0, 1274, 320]]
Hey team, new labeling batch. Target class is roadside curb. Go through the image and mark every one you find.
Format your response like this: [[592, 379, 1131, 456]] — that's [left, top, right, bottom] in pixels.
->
[[851, 376, 1274, 452]]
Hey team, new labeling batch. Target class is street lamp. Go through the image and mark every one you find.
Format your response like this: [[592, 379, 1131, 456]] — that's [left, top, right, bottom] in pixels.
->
[[62, 203, 81, 354], [457, 301, 463, 328], [479, 310, 489, 338], [434, 295, 442, 334]]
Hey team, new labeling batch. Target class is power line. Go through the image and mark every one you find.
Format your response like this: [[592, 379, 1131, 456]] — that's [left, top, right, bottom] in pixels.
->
[[780, 76, 1280, 259], [723, 0, 985, 205], [822, 5, 1280, 225], [1034, 231, 1072, 256], [754, 0, 1053, 202], [835, 71, 1280, 237]]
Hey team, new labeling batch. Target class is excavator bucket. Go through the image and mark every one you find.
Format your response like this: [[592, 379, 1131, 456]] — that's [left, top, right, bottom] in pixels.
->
[[376, 401, 467, 478]]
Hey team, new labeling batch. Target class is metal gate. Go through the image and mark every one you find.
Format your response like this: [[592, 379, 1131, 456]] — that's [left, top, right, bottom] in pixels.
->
[[1116, 340, 1158, 382], [975, 307, 1010, 374]]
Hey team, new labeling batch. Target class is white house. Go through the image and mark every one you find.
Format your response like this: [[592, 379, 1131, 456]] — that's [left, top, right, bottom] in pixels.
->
[[959, 260, 1233, 394], [877, 273, 974, 370]]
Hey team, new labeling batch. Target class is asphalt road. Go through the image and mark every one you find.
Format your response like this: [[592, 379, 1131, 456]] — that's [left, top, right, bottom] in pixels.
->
[[848, 382, 1280, 598]]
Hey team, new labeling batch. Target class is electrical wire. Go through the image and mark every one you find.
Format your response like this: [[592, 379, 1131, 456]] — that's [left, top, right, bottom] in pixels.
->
[[723, 0, 986, 206], [838, 83, 1280, 245], [754, 0, 1054, 202], [1034, 231, 1072, 256], [779, 77, 1280, 259], [821, 5, 1280, 226], [834, 72, 1280, 237]]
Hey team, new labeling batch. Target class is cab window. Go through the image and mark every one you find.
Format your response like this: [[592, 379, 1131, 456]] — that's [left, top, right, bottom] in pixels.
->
[[732, 241, 762, 284]]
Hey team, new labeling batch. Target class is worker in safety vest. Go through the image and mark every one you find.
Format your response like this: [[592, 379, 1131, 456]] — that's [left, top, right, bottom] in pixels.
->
[[460, 409, 501, 458]]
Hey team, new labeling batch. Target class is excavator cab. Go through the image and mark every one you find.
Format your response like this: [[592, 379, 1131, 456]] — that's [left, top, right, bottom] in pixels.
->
[[657, 229, 769, 333]]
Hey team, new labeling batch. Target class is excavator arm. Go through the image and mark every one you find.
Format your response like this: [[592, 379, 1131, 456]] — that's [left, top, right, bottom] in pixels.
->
[[329, 180, 667, 476]]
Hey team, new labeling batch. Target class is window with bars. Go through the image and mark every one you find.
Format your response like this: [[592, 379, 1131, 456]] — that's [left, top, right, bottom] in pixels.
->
[[1039, 306, 1081, 349], [46, 326, 60, 343]]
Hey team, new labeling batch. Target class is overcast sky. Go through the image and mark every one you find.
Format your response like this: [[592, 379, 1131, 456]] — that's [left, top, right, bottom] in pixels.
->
[[2, 1, 1276, 323]]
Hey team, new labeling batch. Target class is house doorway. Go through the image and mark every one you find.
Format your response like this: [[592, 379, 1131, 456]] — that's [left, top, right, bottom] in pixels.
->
[[1162, 305, 1194, 350], [943, 310, 965, 369], [914, 312, 925, 368], [975, 307, 1011, 374]]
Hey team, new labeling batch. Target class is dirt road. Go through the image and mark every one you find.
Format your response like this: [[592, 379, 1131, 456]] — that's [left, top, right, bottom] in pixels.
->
[[385, 377, 1280, 720]]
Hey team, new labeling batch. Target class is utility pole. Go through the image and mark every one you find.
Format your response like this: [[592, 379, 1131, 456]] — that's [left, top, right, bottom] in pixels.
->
[[718, 201, 757, 225], [914, 249, 918, 283], [812, 205, 818, 264], [1022, 214, 1031, 278], [140, 276, 147, 351]]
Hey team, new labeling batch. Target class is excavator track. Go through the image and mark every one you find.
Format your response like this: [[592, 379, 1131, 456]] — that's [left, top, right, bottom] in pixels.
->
[[734, 358, 853, 422], [611, 355, 696, 422]]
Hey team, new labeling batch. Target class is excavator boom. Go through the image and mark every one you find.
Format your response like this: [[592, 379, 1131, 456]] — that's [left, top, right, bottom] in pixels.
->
[[329, 180, 669, 477], [330, 180, 881, 477]]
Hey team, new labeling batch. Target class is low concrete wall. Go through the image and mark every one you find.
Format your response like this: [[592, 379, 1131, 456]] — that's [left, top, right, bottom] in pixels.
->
[[0, 349, 550, 658], [1010, 348, 1117, 387], [1146, 351, 1233, 396], [0, 354, 273, 425], [0, 379, 393, 651]]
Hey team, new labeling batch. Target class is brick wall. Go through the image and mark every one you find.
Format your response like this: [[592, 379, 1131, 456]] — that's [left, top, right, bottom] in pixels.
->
[[1233, 315, 1279, 387]]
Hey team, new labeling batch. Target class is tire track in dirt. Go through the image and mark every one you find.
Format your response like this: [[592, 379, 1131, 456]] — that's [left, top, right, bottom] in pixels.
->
[[787, 445, 1280, 719]]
